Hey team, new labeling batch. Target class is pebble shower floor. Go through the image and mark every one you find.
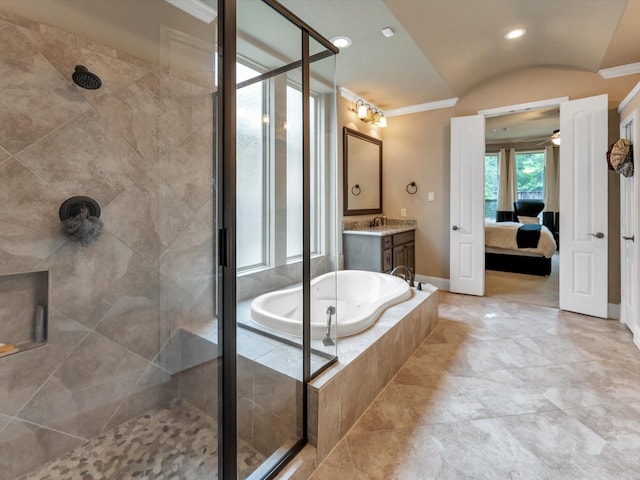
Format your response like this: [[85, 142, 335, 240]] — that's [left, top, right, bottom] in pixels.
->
[[17, 400, 264, 480]]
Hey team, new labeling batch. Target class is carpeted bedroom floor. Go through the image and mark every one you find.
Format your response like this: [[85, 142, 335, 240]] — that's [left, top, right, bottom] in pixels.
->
[[485, 253, 559, 308]]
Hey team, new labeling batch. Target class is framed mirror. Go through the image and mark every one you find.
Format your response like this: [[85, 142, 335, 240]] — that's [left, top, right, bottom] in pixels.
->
[[343, 127, 382, 216]]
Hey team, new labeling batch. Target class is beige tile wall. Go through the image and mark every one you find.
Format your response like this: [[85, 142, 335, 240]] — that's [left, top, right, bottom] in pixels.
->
[[0, 13, 216, 478], [308, 289, 439, 462]]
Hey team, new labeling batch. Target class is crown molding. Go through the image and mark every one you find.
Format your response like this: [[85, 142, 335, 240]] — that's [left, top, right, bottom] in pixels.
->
[[598, 62, 640, 79], [164, 0, 217, 23], [338, 86, 359, 103], [338, 86, 384, 113], [339, 87, 458, 117], [385, 98, 459, 117], [618, 80, 640, 113], [478, 97, 568, 117]]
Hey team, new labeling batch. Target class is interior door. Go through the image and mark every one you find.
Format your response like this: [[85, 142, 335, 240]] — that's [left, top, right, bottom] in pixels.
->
[[620, 110, 639, 345], [559, 94, 608, 318], [450, 115, 485, 295]]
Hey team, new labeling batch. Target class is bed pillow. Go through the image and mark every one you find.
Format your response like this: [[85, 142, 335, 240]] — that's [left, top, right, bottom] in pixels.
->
[[518, 215, 540, 224]]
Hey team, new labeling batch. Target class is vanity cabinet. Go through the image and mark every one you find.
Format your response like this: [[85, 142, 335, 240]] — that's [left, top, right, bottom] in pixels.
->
[[343, 229, 415, 273]]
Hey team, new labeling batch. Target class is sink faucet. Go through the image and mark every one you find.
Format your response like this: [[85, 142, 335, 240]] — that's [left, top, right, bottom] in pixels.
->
[[390, 265, 415, 287], [369, 216, 384, 227]]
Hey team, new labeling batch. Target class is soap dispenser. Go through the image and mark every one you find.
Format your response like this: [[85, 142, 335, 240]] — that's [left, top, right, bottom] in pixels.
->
[[381, 214, 387, 226]]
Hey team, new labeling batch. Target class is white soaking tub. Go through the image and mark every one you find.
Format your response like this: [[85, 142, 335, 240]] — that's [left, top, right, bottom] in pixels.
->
[[249, 270, 412, 338]]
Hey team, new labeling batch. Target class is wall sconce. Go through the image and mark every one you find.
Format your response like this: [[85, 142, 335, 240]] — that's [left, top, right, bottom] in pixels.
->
[[353, 99, 387, 128]]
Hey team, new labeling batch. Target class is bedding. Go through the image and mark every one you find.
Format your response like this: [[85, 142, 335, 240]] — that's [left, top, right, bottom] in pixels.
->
[[485, 221, 557, 258]]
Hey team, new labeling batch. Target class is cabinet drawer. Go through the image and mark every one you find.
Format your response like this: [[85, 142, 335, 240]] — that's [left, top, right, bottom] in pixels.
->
[[382, 248, 392, 272], [382, 236, 393, 249], [393, 231, 414, 246]]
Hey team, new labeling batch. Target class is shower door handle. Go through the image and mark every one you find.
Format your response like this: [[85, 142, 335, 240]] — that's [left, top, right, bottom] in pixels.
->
[[588, 232, 605, 239], [623, 235, 635, 242]]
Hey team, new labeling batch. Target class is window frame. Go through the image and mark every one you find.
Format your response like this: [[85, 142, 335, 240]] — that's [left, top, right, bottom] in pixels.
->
[[235, 58, 326, 274], [514, 149, 546, 201]]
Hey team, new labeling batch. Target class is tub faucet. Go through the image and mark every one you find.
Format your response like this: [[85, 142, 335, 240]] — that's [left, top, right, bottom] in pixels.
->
[[323, 305, 336, 346], [390, 265, 415, 287]]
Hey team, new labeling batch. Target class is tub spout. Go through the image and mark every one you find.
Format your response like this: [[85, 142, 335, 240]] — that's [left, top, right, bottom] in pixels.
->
[[390, 265, 415, 287], [323, 305, 336, 346]]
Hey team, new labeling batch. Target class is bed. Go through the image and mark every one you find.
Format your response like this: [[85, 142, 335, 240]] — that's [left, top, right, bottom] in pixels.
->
[[485, 221, 557, 276]]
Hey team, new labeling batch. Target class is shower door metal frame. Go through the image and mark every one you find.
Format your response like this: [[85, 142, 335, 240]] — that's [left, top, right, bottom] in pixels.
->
[[217, 0, 237, 477], [218, 1, 338, 479]]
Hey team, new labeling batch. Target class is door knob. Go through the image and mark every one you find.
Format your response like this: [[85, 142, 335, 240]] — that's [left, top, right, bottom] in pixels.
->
[[623, 235, 635, 242], [588, 232, 605, 239], [452, 225, 460, 231]]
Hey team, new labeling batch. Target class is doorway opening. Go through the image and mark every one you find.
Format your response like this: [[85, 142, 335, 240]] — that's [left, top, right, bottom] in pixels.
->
[[483, 108, 560, 308]]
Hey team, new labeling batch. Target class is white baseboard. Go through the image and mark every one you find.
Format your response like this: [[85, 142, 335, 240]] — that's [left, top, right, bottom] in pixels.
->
[[608, 303, 620, 320], [415, 274, 449, 291]]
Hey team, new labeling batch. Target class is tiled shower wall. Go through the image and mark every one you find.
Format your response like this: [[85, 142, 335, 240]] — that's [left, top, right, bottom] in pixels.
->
[[0, 12, 216, 478]]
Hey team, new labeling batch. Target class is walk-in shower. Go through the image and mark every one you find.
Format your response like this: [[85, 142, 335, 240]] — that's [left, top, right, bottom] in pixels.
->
[[0, 0, 337, 478]]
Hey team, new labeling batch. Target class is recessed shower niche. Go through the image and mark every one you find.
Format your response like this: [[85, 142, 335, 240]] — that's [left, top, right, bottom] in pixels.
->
[[0, 270, 49, 357]]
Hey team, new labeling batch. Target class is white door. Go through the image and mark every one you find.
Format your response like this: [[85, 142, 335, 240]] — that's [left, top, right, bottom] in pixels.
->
[[620, 110, 639, 345], [450, 115, 485, 295], [559, 94, 608, 318]]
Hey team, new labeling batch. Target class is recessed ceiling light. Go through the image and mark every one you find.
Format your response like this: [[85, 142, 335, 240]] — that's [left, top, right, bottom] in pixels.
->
[[331, 36, 352, 48], [381, 27, 395, 38], [504, 27, 527, 40]]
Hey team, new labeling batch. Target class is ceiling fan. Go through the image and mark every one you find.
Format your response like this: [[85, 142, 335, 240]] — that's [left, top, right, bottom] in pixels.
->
[[536, 129, 561, 146]]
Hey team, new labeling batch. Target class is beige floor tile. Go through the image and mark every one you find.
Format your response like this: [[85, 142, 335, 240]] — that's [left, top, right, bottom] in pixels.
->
[[308, 440, 358, 480], [345, 427, 450, 480], [312, 291, 640, 480]]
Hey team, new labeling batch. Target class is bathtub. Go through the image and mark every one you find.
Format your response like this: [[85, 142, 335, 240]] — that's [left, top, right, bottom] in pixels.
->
[[249, 270, 412, 338]]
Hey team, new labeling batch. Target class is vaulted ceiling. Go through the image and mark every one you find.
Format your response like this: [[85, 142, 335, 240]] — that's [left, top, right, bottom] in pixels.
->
[[283, 0, 640, 111]]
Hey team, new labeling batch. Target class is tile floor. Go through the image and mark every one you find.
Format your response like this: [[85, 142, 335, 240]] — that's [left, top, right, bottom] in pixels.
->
[[18, 400, 264, 480], [310, 291, 640, 480], [485, 253, 559, 309]]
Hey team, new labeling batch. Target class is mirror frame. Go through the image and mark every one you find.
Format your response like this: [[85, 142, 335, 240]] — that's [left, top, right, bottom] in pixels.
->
[[343, 127, 383, 216]]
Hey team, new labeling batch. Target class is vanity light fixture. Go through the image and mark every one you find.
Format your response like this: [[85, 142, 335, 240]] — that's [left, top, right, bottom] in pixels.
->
[[504, 27, 527, 40], [331, 36, 352, 49], [353, 99, 387, 128], [356, 99, 368, 119]]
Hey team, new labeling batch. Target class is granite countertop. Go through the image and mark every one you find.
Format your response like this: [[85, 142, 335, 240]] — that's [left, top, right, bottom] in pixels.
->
[[343, 219, 416, 236]]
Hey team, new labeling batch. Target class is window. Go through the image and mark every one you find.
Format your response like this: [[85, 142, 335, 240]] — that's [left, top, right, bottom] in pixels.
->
[[236, 61, 324, 271], [485, 149, 546, 221], [484, 153, 499, 220], [286, 86, 319, 260], [237, 63, 268, 269], [515, 150, 545, 200]]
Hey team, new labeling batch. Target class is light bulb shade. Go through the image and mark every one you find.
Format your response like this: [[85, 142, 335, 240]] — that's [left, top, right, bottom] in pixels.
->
[[373, 112, 381, 124], [365, 108, 374, 123], [357, 104, 367, 119], [379, 115, 387, 128], [551, 137, 561, 146]]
